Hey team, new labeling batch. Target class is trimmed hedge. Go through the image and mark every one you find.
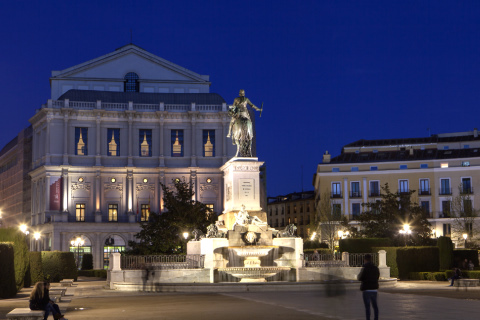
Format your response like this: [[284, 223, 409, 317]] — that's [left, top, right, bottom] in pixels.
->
[[0, 228, 30, 290], [340, 238, 392, 253], [81, 253, 93, 270], [303, 240, 329, 250], [0, 243, 17, 298], [408, 272, 447, 281], [453, 249, 479, 269], [29, 252, 44, 284], [437, 236, 453, 271], [373, 246, 439, 279], [42, 251, 77, 282], [78, 269, 107, 278]]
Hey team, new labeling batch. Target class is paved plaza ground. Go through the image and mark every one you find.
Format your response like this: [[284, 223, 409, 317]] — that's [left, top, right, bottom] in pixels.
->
[[1, 279, 480, 319]]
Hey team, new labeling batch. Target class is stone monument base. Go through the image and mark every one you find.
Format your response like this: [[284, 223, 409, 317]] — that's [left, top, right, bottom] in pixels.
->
[[218, 210, 267, 232]]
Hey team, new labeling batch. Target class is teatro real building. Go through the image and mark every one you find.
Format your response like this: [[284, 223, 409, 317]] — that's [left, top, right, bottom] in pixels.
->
[[28, 44, 238, 268]]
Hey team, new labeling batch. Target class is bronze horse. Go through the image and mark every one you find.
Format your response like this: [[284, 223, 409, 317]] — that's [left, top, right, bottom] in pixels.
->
[[228, 105, 254, 157]]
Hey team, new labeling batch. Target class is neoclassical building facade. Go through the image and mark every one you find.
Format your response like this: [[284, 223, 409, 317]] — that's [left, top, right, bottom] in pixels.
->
[[29, 44, 238, 268]]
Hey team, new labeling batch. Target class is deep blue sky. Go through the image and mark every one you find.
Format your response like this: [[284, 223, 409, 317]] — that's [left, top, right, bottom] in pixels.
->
[[1, 1, 480, 197]]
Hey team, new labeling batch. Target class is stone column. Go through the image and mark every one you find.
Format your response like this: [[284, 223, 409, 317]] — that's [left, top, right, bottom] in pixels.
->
[[108, 252, 123, 289], [95, 171, 102, 222], [45, 117, 51, 165], [127, 171, 135, 222], [63, 113, 69, 165], [342, 252, 350, 266], [378, 250, 387, 268], [127, 114, 133, 166], [95, 116, 101, 166], [158, 114, 165, 166], [363, 177, 367, 204], [62, 170, 69, 221], [191, 116, 197, 167], [343, 178, 349, 216]]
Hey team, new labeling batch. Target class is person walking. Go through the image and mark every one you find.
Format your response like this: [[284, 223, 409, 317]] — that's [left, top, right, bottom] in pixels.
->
[[358, 254, 379, 320]]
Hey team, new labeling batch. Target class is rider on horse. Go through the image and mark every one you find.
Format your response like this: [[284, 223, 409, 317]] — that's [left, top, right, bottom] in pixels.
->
[[227, 89, 262, 138]]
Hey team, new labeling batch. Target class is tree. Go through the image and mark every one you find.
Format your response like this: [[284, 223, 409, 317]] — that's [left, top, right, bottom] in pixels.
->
[[127, 179, 217, 254], [450, 185, 479, 245], [358, 183, 432, 246], [315, 190, 345, 252]]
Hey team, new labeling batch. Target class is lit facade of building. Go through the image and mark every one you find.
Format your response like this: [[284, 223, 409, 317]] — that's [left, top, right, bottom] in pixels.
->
[[313, 129, 480, 247], [267, 191, 314, 239], [0, 127, 32, 228], [28, 44, 238, 268]]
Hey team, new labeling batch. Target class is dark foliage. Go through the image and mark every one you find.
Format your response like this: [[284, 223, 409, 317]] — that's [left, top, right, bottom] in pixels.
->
[[42, 251, 77, 282], [303, 240, 329, 250], [339, 238, 392, 253], [0, 228, 30, 290], [453, 249, 479, 269], [78, 269, 107, 278], [358, 183, 432, 246], [81, 253, 93, 270], [127, 179, 217, 254], [437, 236, 454, 271], [0, 243, 17, 298], [29, 252, 44, 284]]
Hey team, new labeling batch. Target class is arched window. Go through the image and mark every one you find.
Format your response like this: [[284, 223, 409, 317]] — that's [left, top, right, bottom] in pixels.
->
[[124, 72, 139, 92]]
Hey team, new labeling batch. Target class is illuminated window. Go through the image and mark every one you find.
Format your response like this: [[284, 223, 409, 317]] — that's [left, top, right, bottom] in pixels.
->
[[75, 127, 88, 155], [462, 161, 470, 167], [171, 130, 184, 157], [139, 129, 152, 157], [141, 204, 150, 222], [124, 72, 139, 92], [399, 180, 409, 194], [107, 128, 120, 156], [76, 203, 85, 222], [206, 204, 214, 215], [441, 163, 449, 168], [203, 130, 215, 157], [108, 204, 118, 222]]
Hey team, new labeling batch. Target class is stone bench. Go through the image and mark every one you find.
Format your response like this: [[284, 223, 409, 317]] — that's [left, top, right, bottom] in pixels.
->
[[454, 279, 479, 287], [49, 288, 67, 296], [59, 279, 74, 287], [6, 308, 44, 320]]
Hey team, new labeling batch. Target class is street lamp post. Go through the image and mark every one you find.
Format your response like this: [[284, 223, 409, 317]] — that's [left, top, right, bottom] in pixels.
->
[[182, 232, 189, 253], [399, 224, 411, 247], [33, 232, 41, 251], [70, 237, 85, 269], [463, 233, 468, 248]]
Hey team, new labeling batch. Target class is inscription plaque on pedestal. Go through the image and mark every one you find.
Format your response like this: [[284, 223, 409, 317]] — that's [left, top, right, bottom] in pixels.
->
[[239, 178, 254, 202]]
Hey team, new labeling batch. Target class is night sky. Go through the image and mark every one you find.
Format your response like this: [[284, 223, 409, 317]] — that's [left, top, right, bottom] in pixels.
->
[[1, 1, 480, 197]]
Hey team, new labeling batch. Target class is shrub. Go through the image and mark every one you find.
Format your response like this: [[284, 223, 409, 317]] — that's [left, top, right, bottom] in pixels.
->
[[78, 269, 107, 278], [29, 252, 44, 284], [0, 228, 30, 290], [408, 272, 428, 280], [42, 251, 77, 282], [462, 271, 480, 279], [0, 243, 17, 298], [453, 249, 479, 269], [437, 236, 453, 271], [81, 253, 93, 270], [426, 272, 447, 281], [340, 238, 392, 253]]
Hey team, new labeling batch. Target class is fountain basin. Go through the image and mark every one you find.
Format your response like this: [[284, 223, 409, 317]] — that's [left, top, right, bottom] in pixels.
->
[[218, 266, 291, 282], [230, 246, 277, 258]]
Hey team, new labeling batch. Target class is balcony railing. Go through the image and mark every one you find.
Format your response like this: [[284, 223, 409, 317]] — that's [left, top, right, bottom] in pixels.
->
[[331, 192, 342, 199], [44, 99, 226, 113], [419, 189, 431, 196], [349, 191, 362, 198], [439, 188, 452, 195], [369, 191, 381, 197], [461, 187, 474, 195]]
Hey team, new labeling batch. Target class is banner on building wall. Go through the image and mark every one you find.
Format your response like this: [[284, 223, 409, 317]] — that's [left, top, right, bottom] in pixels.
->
[[50, 177, 62, 211]]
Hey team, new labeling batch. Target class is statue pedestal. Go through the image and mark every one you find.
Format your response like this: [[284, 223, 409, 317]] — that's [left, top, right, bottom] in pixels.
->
[[219, 157, 265, 230]]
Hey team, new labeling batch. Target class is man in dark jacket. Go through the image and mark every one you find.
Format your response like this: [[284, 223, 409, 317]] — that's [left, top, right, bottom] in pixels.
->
[[358, 254, 379, 320]]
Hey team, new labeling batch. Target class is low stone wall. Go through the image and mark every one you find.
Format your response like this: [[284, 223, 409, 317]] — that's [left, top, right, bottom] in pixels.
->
[[298, 266, 391, 281]]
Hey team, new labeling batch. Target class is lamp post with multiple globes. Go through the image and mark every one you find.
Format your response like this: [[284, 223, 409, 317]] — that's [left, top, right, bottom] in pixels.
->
[[71, 237, 85, 269], [399, 224, 412, 247], [463, 233, 468, 248]]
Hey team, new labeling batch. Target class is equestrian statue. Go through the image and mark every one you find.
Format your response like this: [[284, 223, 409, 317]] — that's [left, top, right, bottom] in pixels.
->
[[227, 89, 263, 157]]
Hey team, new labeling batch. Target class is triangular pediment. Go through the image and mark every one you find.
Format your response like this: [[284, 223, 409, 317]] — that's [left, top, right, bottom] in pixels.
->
[[51, 44, 209, 83]]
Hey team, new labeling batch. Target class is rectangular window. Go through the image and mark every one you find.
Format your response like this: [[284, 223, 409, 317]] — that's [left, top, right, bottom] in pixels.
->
[[462, 161, 470, 167], [139, 129, 152, 157], [75, 127, 88, 155], [352, 203, 361, 218], [440, 178, 451, 195], [171, 130, 184, 157], [462, 178, 472, 194], [203, 130, 215, 157], [107, 128, 120, 156], [464, 145, 470, 149], [370, 181, 380, 197], [442, 200, 451, 218], [332, 168, 340, 172], [351, 182, 360, 197], [370, 166, 378, 171], [76, 203, 85, 222], [443, 146, 449, 150], [399, 180, 409, 193], [141, 204, 150, 222], [420, 163, 428, 169], [108, 204, 118, 222], [332, 204, 341, 220], [421, 201, 430, 216], [332, 182, 341, 198], [443, 223, 451, 237], [400, 165, 407, 169], [351, 167, 359, 172], [419, 179, 430, 195]]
